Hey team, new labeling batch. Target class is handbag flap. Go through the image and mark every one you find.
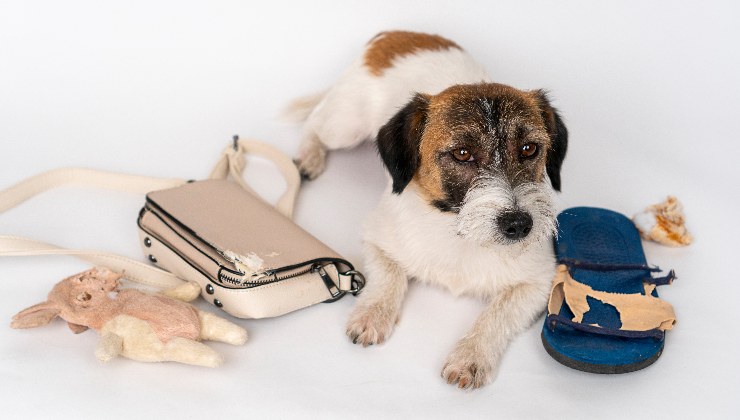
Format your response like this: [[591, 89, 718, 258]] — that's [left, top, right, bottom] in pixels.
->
[[144, 179, 342, 275]]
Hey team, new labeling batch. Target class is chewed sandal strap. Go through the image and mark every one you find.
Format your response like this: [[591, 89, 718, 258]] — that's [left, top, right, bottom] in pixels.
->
[[557, 258, 676, 286], [547, 265, 677, 336], [545, 314, 665, 340]]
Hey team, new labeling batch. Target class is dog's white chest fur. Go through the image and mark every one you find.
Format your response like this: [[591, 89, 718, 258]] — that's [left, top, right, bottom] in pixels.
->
[[364, 184, 555, 298]]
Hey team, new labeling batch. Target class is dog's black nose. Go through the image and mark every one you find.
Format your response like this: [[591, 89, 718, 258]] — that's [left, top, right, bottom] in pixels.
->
[[497, 211, 533, 241]]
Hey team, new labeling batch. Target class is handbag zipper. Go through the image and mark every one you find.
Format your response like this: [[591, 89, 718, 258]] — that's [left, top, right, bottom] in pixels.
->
[[272, 263, 318, 282], [218, 263, 322, 288]]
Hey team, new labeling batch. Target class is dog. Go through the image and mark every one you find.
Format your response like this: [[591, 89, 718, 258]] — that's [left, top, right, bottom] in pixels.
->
[[288, 31, 568, 389]]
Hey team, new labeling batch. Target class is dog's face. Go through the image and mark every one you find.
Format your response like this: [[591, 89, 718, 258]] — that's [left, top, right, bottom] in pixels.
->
[[377, 83, 567, 248]]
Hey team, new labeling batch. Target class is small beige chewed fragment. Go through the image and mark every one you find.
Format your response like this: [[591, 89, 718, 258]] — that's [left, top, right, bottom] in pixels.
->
[[633, 196, 693, 247], [222, 250, 264, 274]]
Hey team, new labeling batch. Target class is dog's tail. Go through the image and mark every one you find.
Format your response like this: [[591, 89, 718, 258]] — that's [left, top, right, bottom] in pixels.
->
[[281, 90, 326, 123]]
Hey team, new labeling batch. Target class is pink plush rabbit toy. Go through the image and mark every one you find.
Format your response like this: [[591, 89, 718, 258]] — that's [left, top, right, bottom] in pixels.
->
[[11, 267, 247, 367]]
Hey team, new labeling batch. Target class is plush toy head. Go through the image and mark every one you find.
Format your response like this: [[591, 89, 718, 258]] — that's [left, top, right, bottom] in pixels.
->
[[11, 267, 122, 333]]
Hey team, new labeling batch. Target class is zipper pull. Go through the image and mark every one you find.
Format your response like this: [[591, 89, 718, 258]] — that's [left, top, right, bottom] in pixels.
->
[[315, 264, 341, 298]]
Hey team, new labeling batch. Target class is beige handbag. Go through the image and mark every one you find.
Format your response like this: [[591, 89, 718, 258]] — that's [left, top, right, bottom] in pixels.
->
[[0, 138, 364, 319]]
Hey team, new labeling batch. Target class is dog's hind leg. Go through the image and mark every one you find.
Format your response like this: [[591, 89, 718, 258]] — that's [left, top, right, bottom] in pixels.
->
[[284, 90, 331, 179], [295, 131, 328, 180], [292, 70, 378, 180], [346, 243, 409, 346], [294, 109, 373, 180], [442, 281, 550, 389]]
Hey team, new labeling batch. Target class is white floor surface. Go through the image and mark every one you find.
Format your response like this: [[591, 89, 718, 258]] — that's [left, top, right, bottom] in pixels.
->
[[1, 1, 738, 418]]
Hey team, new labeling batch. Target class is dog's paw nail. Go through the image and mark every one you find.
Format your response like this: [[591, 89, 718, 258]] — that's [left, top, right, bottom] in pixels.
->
[[442, 352, 491, 390], [345, 306, 395, 347], [468, 364, 478, 376]]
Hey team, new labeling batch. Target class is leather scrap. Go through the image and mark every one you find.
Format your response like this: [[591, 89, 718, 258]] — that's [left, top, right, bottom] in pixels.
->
[[547, 265, 676, 332]]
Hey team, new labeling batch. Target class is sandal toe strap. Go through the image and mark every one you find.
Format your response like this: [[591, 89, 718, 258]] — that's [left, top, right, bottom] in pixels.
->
[[546, 314, 665, 340], [557, 258, 677, 285]]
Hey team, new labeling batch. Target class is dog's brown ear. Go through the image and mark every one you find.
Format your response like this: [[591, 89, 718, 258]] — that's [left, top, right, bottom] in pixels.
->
[[376, 94, 429, 194], [532, 90, 568, 191]]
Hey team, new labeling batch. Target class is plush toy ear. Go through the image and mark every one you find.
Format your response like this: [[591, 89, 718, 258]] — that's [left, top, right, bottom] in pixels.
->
[[532, 90, 568, 191], [376, 94, 429, 194], [11, 301, 61, 329]]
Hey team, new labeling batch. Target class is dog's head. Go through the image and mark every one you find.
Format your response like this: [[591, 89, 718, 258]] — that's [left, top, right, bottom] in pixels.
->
[[377, 83, 567, 248]]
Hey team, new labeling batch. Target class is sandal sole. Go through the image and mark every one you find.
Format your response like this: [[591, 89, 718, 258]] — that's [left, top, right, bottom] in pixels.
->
[[541, 320, 664, 374]]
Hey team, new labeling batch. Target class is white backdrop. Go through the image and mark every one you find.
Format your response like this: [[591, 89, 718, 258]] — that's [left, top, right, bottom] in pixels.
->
[[1, 1, 738, 418]]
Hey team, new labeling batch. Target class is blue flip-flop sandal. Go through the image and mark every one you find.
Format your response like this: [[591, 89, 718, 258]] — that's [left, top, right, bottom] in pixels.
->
[[541, 207, 677, 374]]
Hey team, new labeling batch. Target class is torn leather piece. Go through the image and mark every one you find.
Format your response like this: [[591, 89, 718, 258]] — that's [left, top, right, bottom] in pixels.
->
[[547, 265, 676, 332], [221, 250, 265, 275]]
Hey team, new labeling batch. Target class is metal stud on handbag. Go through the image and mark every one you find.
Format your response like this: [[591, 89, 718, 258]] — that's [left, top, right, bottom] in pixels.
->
[[0, 137, 364, 319]]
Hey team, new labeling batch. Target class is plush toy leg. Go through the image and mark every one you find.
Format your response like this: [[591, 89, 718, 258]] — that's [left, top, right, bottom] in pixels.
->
[[101, 315, 223, 367], [95, 332, 123, 362], [198, 310, 248, 345], [162, 337, 224, 368], [161, 281, 201, 302]]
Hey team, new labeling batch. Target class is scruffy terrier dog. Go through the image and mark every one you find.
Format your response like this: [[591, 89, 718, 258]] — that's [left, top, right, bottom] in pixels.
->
[[289, 31, 567, 389]]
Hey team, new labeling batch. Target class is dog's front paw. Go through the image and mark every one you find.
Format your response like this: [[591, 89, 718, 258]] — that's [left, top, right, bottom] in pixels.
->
[[345, 304, 397, 347], [441, 343, 495, 390]]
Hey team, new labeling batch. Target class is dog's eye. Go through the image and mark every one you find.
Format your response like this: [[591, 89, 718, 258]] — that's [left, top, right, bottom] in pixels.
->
[[519, 143, 538, 159], [451, 148, 475, 162]]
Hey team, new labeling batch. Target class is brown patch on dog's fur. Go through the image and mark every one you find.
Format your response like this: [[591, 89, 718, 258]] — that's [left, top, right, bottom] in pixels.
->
[[413, 84, 553, 208], [364, 31, 461, 76]]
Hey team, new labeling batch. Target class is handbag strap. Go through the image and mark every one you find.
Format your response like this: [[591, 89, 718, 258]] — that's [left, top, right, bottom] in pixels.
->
[[210, 136, 301, 219], [0, 137, 299, 218], [0, 236, 186, 288], [0, 137, 301, 288], [0, 167, 187, 214]]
